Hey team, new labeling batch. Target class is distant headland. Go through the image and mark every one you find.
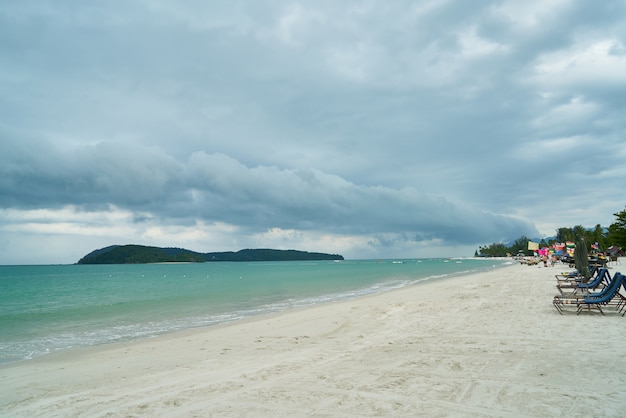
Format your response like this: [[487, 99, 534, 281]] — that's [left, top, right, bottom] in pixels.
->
[[76, 245, 344, 264]]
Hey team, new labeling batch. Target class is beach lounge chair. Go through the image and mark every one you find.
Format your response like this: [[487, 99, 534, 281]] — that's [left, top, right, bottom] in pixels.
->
[[614, 277, 626, 316], [580, 273, 626, 315], [553, 272, 623, 315], [558, 270, 620, 301], [555, 266, 599, 283], [556, 268, 610, 296]]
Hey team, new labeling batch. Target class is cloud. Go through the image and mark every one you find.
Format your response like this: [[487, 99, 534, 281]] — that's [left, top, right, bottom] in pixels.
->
[[532, 39, 626, 87], [457, 26, 509, 57], [0, 138, 537, 250], [489, 0, 570, 30], [1, 0, 625, 264]]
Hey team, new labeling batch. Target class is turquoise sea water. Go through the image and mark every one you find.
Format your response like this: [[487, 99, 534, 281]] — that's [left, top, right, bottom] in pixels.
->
[[0, 258, 511, 364]]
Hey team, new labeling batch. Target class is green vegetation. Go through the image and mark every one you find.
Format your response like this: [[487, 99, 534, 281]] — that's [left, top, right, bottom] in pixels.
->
[[476, 205, 626, 257], [476, 236, 533, 257], [606, 207, 626, 250], [77, 245, 344, 264]]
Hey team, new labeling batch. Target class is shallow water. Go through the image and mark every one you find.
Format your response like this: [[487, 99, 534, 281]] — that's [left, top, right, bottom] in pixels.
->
[[0, 258, 509, 363]]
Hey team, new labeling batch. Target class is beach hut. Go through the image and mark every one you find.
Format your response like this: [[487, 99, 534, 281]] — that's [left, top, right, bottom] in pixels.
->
[[607, 246, 622, 256]]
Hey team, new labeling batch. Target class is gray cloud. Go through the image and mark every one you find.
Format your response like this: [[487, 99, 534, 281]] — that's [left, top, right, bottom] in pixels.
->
[[0, 139, 537, 241], [1, 0, 625, 263]]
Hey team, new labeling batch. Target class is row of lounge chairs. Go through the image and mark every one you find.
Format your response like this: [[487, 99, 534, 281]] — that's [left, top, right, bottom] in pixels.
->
[[553, 267, 626, 315], [555, 267, 611, 296], [519, 257, 542, 266]]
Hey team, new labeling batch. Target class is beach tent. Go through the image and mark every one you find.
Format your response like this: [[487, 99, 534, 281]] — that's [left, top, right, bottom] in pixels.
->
[[607, 246, 622, 256], [552, 243, 565, 256]]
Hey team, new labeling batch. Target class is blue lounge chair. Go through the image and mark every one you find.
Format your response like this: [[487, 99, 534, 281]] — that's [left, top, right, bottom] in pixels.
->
[[555, 265, 600, 281], [613, 276, 626, 316], [553, 272, 623, 315], [579, 273, 625, 315], [556, 268, 610, 296]]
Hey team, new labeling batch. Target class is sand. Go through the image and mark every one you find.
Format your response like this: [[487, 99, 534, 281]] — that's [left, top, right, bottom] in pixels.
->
[[2, 261, 625, 417]]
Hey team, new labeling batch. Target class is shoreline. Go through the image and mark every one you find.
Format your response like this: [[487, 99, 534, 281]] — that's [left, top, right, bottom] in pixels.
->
[[1, 259, 508, 365], [2, 262, 625, 416], [4, 261, 509, 366]]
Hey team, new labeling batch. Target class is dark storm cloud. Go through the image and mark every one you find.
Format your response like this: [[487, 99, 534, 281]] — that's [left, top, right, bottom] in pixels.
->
[[0, 138, 537, 241]]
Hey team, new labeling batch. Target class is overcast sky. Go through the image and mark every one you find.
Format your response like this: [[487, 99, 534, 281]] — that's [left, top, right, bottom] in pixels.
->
[[1, 0, 625, 264]]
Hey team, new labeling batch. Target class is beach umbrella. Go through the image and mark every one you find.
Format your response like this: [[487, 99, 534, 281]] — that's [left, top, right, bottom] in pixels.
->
[[574, 237, 591, 282]]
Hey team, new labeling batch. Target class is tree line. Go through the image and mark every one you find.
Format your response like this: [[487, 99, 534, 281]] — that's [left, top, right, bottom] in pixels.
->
[[476, 206, 626, 257]]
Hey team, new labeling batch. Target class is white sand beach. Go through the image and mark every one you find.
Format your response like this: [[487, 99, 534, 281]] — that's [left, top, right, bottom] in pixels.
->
[[1, 262, 625, 417]]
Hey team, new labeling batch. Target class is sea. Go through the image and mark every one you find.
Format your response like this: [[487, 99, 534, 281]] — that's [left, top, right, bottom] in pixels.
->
[[0, 258, 511, 364]]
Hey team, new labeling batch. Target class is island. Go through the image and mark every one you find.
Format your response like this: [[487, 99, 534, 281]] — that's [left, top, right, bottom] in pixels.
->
[[77, 245, 344, 264]]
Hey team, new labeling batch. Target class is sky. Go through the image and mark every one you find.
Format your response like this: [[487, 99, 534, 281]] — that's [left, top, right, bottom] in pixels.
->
[[1, 0, 626, 265]]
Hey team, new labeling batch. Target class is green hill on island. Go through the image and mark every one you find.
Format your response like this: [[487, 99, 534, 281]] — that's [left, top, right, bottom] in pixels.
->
[[77, 245, 344, 264]]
